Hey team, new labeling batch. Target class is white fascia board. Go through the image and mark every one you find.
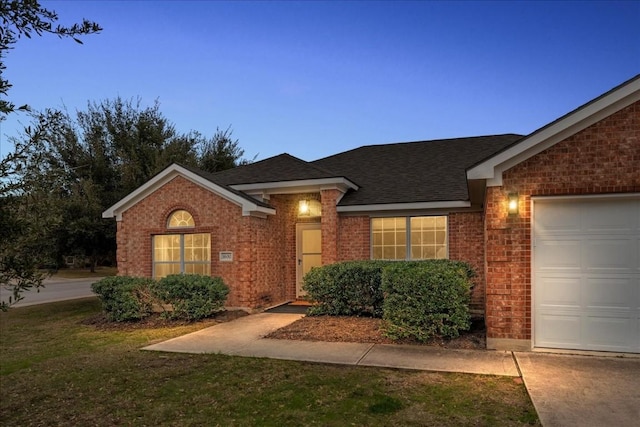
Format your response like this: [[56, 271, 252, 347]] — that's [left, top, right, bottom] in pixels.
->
[[102, 164, 275, 220], [337, 200, 471, 213], [467, 78, 640, 186], [231, 177, 358, 195]]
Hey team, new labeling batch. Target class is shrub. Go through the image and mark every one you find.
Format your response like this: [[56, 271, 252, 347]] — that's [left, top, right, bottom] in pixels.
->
[[151, 274, 229, 321], [381, 260, 473, 342], [303, 261, 387, 317], [91, 276, 155, 322]]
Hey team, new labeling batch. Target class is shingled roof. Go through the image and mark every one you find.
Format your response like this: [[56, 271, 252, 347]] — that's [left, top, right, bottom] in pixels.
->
[[313, 134, 523, 206], [206, 134, 522, 207], [210, 153, 340, 186]]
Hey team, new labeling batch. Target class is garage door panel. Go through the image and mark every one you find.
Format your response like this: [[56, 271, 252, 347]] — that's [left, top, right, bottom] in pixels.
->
[[534, 197, 640, 354], [534, 202, 581, 233], [583, 201, 637, 234], [536, 313, 582, 348], [585, 277, 637, 310], [585, 315, 636, 352], [536, 275, 581, 308], [536, 239, 581, 271], [584, 238, 636, 272]]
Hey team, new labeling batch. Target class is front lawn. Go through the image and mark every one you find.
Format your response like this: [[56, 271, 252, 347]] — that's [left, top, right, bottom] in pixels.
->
[[0, 299, 539, 426]]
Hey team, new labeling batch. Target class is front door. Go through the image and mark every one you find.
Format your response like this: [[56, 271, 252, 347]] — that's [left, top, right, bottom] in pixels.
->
[[296, 223, 322, 297]]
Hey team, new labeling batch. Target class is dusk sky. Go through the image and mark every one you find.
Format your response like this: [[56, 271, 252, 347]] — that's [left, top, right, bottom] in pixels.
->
[[1, 0, 639, 162]]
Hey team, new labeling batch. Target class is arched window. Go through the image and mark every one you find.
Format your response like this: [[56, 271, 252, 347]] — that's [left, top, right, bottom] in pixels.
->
[[154, 210, 210, 279], [168, 210, 195, 228]]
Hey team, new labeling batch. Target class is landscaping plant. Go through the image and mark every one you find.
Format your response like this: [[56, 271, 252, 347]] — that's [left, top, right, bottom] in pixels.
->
[[151, 274, 229, 320], [381, 261, 473, 341], [91, 276, 155, 321]]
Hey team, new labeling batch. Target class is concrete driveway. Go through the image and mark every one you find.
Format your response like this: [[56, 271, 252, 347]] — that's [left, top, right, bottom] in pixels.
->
[[515, 352, 640, 427]]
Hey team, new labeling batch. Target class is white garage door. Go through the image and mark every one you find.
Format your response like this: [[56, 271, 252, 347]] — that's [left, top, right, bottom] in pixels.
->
[[534, 196, 639, 353]]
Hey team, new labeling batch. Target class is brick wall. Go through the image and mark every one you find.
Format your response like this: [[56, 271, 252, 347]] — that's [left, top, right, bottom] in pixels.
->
[[485, 100, 640, 342], [118, 175, 292, 309], [321, 189, 340, 264], [448, 211, 486, 313], [337, 216, 370, 260]]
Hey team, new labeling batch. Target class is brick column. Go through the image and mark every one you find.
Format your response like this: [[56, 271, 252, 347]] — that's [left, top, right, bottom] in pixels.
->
[[320, 189, 340, 265]]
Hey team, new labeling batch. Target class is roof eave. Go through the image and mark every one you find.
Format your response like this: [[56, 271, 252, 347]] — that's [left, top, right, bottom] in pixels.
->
[[230, 177, 359, 195], [336, 200, 471, 213]]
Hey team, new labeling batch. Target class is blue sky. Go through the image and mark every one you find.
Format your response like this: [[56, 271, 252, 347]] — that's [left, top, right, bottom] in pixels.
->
[[1, 0, 638, 162]]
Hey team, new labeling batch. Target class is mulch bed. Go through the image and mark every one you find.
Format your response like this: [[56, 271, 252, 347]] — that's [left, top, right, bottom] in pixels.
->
[[265, 315, 486, 350]]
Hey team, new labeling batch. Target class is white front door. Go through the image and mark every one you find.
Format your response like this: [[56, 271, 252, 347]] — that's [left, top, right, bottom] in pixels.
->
[[296, 223, 322, 297], [533, 196, 640, 353]]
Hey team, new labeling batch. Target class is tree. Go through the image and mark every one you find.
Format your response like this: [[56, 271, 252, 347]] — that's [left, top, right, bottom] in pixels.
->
[[198, 127, 251, 173], [10, 97, 251, 279], [0, 0, 101, 310]]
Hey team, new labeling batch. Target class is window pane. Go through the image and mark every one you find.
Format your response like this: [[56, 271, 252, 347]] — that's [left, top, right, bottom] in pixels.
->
[[155, 263, 180, 279], [185, 263, 210, 276], [383, 246, 396, 259], [408, 216, 447, 260], [184, 233, 211, 262], [373, 232, 382, 245], [372, 217, 407, 260], [396, 246, 406, 260], [372, 247, 383, 259], [423, 246, 436, 259], [154, 235, 180, 262], [411, 246, 422, 259], [168, 210, 195, 228]]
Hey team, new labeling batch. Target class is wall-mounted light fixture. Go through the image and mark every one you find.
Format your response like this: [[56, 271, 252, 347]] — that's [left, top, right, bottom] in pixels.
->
[[298, 199, 310, 216], [508, 193, 519, 216]]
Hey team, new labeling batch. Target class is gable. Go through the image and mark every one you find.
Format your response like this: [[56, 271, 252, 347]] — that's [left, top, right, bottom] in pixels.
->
[[468, 74, 640, 186], [102, 164, 275, 221]]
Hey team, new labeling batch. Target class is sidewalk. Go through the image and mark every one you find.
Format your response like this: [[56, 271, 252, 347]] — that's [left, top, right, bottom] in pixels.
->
[[143, 312, 519, 376]]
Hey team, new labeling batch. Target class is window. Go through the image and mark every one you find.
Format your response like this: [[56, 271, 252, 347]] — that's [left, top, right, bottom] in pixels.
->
[[168, 210, 195, 228], [154, 210, 210, 278], [371, 216, 447, 260]]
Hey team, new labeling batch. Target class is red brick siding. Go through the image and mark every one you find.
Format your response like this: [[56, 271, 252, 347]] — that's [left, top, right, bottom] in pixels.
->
[[321, 189, 340, 264], [485, 100, 640, 341], [337, 216, 370, 260], [448, 212, 486, 313], [118, 175, 293, 309]]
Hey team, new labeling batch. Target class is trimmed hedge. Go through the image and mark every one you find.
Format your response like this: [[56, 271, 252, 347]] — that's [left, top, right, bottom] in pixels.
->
[[303, 261, 387, 317], [151, 274, 229, 321], [303, 259, 474, 341], [91, 276, 155, 322], [91, 274, 229, 322], [381, 261, 473, 341]]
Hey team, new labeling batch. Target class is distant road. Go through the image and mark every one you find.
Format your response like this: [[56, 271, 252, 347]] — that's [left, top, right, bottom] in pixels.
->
[[0, 277, 102, 308]]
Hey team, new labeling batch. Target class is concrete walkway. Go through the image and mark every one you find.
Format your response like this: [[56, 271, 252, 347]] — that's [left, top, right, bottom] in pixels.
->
[[143, 312, 519, 376]]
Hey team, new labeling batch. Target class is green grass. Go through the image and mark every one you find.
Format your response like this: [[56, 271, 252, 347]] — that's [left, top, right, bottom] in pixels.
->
[[0, 299, 540, 426]]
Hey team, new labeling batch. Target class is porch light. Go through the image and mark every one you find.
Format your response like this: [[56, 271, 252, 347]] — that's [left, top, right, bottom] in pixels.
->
[[508, 193, 519, 216], [299, 199, 310, 216]]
